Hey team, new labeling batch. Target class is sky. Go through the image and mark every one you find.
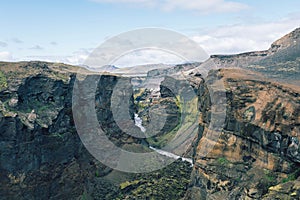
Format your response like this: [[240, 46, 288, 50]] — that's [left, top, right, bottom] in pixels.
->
[[0, 0, 299, 67]]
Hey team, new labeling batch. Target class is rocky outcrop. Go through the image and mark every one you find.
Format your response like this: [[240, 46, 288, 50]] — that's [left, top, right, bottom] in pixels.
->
[[186, 68, 300, 199], [270, 28, 300, 52]]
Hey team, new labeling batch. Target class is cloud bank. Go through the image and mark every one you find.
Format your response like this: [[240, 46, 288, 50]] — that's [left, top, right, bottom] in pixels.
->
[[0, 52, 13, 61], [192, 16, 300, 55]]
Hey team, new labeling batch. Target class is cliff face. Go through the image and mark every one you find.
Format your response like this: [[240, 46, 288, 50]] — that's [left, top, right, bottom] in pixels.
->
[[0, 62, 132, 199], [1, 65, 85, 199], [0, 62, 192, 200], [186, 68, 300, 199]]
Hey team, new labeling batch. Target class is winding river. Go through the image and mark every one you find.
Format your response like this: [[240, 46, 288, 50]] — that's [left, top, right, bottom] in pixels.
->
[[134, 114, 193, 166]]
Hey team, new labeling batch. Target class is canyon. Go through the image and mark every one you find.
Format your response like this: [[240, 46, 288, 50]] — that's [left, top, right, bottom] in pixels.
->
[[0, 28, 299, 199]]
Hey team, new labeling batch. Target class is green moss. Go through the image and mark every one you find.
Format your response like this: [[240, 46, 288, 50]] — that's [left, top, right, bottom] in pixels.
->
[[50, 133, 63, 139], [281, 168, 300, 183], [0, 71, 7, 90], [133, 88, 146, 99], [137, 101, 148, 110], [19, 99, 53, 115], [38, 104, 52, 113], [146, 96, 198, 149], [217, 157, 230, 166], [79, 191, 90, 200], [146, 123, 180, 148], [175, 95, 182, 113], [257, 170, 278, 195], [120, 180, 140, 190], [95, 170, 100, 177], [116, 160, 192, 199], [264, 170, 276, 182]]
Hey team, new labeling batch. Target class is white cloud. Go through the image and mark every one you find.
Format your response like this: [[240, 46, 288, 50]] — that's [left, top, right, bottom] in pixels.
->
[[91, 0, 249, 13], [192, 16, 300, 55], [11, 14, 300, 65], [25, 48, 92, 65], [25, 48, 186, 67], [113, 49, 185, 68], [65, 49, 90, 65], [0, 52, 13, 61]]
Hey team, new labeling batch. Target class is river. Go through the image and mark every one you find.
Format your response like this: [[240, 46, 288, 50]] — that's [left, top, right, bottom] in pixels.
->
[[134, 113, 193, 166]]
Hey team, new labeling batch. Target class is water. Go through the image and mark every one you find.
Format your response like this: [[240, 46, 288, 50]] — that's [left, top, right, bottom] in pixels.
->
[[134, 113, 146, 133], [134, 114, 193, 166], [149, 146, 193, 166]]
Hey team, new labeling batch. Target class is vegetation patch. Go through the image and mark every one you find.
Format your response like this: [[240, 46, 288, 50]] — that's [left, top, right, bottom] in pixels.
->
[[281, 167, 300, 183], [115, 160, 192, 200], [0, 71, 7, 90], [217, 157, 230, 166]]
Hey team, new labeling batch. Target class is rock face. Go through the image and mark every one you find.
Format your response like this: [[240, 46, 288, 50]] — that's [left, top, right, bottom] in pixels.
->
[[0, 62, 192, 200], [0, 62, 133, 199], [185, 68, 300, 199], [0, 63, 93, 199]]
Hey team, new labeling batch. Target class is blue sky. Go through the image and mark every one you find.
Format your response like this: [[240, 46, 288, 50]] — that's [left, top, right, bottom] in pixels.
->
[[0, 0, 299, 66]]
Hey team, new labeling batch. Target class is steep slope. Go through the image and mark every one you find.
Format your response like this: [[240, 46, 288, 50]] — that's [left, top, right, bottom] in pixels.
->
[[185, 68, 300, 199], [270, 28, 300, 51]]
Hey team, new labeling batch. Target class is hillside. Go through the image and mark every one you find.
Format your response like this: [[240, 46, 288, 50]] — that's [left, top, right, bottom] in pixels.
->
[[202, 28, 300, 85]]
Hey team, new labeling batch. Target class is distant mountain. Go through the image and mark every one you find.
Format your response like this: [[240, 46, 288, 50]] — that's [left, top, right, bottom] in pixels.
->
[[82, 63, 173, 76], [147, 62, 201, 77], [270, 27, 300, 52], [127, 28, 300, 88], [192, 27, 300, 85], [82, 65, 119, 72], [252, 28, 300, 83], [113, 63, 172, 77], [99, 65, 119, 72]]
